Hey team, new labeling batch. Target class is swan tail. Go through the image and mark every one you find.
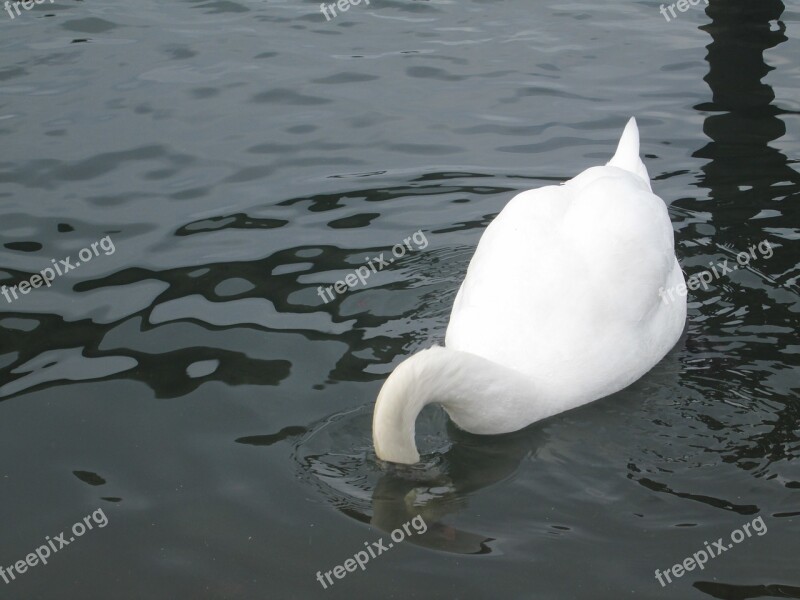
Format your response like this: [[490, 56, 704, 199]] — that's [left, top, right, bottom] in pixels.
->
[[607, 117, 652, 190]]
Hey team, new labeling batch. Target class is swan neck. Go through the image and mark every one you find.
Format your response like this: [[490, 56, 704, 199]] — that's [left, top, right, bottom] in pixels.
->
[[372, 350, 441, 465], [372, 347, 540, 464]]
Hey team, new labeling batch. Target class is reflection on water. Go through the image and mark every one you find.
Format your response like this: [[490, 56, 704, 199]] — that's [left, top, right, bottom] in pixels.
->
[[293, 404, 543, 554], [0, 0, 797, 597]]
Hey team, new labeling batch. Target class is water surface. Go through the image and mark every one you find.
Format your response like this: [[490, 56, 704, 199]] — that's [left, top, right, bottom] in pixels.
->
[[0, 0, 798, 598]]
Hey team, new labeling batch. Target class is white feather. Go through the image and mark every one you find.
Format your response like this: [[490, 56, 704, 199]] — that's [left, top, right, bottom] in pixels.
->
[[373, 117, 686, 464]]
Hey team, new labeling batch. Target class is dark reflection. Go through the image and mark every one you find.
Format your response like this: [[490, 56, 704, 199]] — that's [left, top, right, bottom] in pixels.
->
[[369, 424, 538, 554], [694, 581, 800, 599], [175, 213, 288, 235], [683, 0, 800, 484], [72, 470, 107, 486], [235, 425, 307, 447], [0, 176, 505, 400], [632, 477, 758, 515], [695, 0, 795, 187], [0, 314, 292, 399], [293, 406, 540, 555], [276, 177, 513, 212], [327, 212, 381, 229], [690, 0, 798, 239], [4, 241, 43, 252]]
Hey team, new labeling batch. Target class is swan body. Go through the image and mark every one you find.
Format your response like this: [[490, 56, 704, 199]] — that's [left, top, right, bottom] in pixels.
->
[[373, 118, 687, 464]]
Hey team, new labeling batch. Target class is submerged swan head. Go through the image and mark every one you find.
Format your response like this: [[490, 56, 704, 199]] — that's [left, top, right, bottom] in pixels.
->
[[372, 117, 686, 464], [372, 347, 548, 464], [372, 347, 448, 465]]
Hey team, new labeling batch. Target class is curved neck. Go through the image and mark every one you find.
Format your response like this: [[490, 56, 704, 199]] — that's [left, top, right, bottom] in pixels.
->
[[372, 346, 553, 464]]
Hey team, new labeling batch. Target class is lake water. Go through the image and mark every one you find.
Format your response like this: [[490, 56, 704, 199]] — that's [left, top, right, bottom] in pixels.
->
[[1, 0, 798, 598]]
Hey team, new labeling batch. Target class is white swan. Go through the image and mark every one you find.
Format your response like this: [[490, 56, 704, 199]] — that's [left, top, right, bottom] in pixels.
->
[[373, 118, 687, 464]]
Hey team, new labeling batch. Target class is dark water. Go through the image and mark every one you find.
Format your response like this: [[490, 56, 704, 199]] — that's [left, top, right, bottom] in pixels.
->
[[1, 0, 798, 598]]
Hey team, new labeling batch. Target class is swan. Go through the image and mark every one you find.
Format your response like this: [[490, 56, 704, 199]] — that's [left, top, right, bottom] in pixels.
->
[[372, 117, 687, 464]]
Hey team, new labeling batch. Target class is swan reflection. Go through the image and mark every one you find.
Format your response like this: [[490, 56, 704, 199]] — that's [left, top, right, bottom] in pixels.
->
[[293, 405, 541, 554]]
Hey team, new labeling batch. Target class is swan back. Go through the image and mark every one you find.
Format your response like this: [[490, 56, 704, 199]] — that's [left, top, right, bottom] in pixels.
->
[[445, 117, 685, 405], [373, 117, 686, 464]]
